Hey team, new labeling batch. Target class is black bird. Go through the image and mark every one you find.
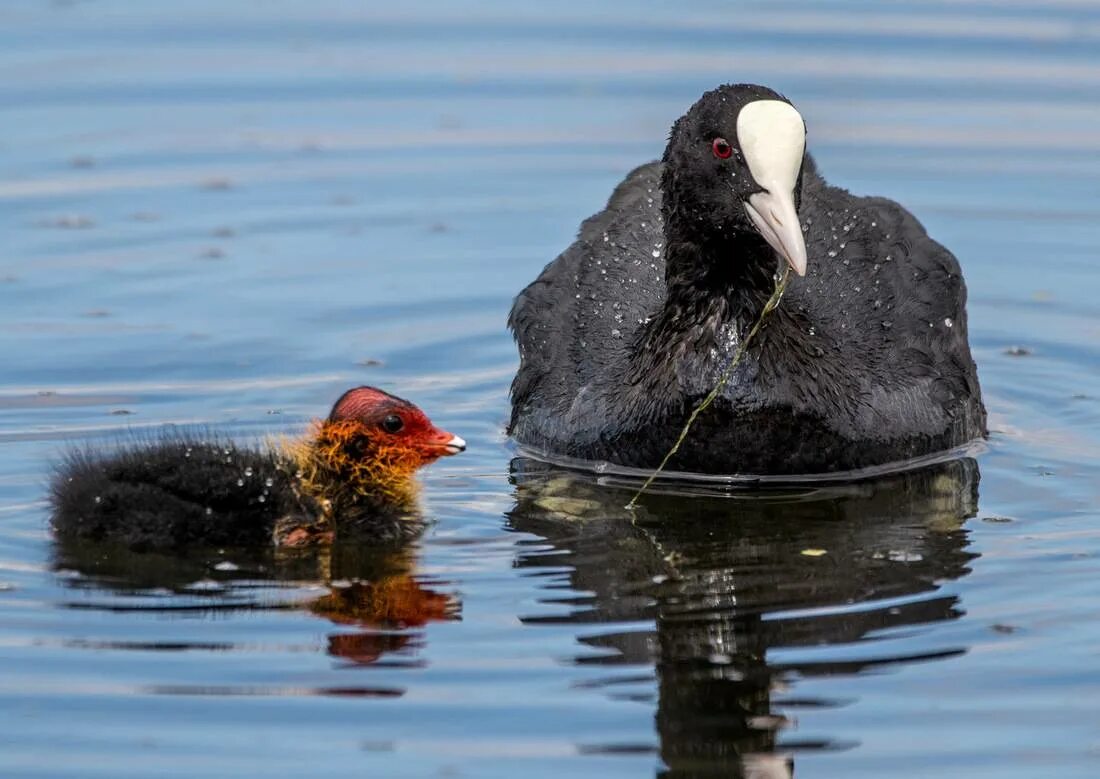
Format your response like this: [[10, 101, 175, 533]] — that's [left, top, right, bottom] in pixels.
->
[[50, 386, 465, 551], [508, 84, 986, 475]]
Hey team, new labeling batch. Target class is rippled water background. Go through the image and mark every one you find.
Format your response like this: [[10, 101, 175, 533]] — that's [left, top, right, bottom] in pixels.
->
[[2, 1, 1100, 777]]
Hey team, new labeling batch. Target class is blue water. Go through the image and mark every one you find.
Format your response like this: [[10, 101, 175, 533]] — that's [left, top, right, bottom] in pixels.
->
[[2, 1, 1100, 777]]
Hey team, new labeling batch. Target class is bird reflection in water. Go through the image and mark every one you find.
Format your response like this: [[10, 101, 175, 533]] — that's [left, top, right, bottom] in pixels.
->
[[310, 560, 459, 665], [51, 537, 460, 669], [508, 456, 980, 778]]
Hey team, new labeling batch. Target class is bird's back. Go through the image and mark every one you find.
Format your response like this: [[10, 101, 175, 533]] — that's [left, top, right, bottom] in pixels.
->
[[508, 163, 668, 443], [51, 438, 298, 550]]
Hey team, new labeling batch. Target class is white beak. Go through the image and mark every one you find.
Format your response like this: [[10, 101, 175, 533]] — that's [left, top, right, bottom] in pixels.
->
[[744, 189, 807, 277], [737, 99, 808, 277]]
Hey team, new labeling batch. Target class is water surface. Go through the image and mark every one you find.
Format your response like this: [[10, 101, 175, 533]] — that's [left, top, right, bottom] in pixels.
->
[[2, 1, 1100, 777]]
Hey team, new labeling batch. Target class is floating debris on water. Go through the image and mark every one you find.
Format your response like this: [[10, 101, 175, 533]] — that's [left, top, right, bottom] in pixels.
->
[[40, 215, 95, 230], [886, 550, 923, 563], [200, 177, 234, 191], [186, 579, 224, 592]]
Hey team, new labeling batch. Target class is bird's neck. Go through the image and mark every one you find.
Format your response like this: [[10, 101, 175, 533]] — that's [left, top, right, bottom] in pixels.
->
[[635, 223, 781, 369], [284, 422, 421, 520], [664, 212, 780, 294]]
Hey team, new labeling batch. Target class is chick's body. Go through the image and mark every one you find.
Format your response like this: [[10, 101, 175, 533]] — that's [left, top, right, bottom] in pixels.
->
[[50, 387, 464, 551]]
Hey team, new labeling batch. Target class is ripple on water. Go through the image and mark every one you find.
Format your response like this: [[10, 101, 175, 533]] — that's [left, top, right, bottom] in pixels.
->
[[1, 1, 1099, 777]]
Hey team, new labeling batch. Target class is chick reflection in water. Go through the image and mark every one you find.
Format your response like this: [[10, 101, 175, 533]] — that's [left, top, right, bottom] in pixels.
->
[[309, 550, 460, 666], [51, 538, 460, 670], [508, 458, 979, 777]]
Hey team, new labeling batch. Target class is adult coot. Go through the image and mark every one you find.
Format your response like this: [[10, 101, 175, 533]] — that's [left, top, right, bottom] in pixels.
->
[[51, 386, 465, 550], [508, 84, 985, 474]]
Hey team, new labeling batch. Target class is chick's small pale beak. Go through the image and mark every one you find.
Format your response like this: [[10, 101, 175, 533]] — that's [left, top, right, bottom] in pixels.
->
[[745, 190, 807, 277], [442, 434, 466, 455], [421, 428, 467, 457]]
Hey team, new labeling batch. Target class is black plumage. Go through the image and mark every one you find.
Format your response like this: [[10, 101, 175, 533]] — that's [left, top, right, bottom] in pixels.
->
[[508, 84, 986, 474], [50, 439, 316, 550]]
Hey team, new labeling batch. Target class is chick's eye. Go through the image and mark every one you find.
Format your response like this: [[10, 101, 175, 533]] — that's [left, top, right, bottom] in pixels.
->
[[380, 414, 404, 434], [712, 138, 733, 159]]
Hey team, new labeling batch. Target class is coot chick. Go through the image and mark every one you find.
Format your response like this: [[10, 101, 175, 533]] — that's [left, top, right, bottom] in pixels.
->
[[51, 386, 465, 551], [509, 83, 985, 474]]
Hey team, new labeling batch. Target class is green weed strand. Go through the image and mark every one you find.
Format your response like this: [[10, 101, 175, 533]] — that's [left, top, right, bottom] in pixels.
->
[[625, 268, 791, 510]]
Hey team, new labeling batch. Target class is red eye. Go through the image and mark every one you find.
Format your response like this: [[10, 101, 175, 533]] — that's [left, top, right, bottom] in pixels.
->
[[712, 138, 733, 159]]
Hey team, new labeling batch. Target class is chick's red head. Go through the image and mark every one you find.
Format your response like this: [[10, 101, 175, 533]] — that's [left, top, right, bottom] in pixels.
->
[[326, 386, 465, 469]]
